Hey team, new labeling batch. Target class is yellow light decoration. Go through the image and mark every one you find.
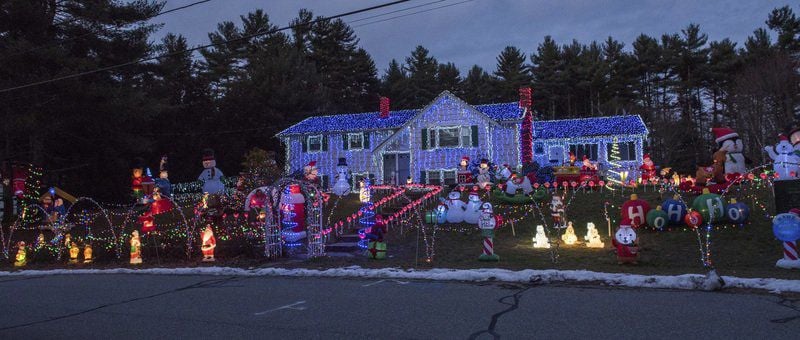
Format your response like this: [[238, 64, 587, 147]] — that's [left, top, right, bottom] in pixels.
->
[[561, 222, 578, 245], [533, 225, 550, 248], [130, 230, 142, 265], [14, 241, 27, 267], [201, 225, 217, 262], [69, 242, 80, 264], [584, 222, 605, 248], [83, 244, 93, 264]]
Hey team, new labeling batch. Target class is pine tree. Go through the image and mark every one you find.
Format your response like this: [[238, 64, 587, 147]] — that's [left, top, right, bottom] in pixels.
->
[[462, 65, 494, 104], [402, 45, 439, 108], [531, 36, 563, 119], [381, 59, 407, 105], [437, 62, 462, 95], [493, 46, 531, 102]]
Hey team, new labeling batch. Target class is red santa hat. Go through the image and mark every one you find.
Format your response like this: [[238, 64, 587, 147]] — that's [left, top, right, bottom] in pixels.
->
[[779, 134, 789, 142], [643, 153, 651, 160], [503, 163, 509, 168], [461, 156, 470, 163], [711, 127, 738, 143], [582, 155, 589, 160], [620, 218, 633, 229], [305, 161, 317, 169], [202, 149, 215, 161], [790, 208, 800, 216]]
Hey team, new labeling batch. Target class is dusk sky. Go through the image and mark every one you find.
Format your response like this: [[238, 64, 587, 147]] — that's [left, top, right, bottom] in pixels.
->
[[152, 0, 793, 74]]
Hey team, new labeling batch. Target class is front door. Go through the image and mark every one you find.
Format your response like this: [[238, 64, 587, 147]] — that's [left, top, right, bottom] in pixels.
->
[[383, 153, 411, 185]]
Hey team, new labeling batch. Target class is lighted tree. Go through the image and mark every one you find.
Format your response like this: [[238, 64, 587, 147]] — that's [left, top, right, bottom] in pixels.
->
[[606, 138, 623, 189], [20, 164, 43, 223]]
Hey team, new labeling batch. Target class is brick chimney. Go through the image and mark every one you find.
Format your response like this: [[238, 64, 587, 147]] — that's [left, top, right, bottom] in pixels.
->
[[519, 87, 533, 164], [379, 97, 390, 118]]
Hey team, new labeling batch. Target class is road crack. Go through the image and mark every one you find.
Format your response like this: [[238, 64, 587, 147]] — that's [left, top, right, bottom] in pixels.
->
[[468, 285, 532, 339]]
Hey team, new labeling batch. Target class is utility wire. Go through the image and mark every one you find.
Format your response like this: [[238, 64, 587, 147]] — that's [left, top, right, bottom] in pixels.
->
[[347, 0, 446, 24], [352, 0, 475, 28], [0, 0, 410, 94], [1, 0, 214, 60]]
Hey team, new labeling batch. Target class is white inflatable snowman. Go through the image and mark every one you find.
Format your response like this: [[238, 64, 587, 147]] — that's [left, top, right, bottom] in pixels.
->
[[444, 191, 465, 223], [198, 149, 225, 194], [711, 127, 746, 177], [332, 158, 351, 196], [463, 188, 483, 224], [765, 134, 800, 181], [476, 159, 492, 189]]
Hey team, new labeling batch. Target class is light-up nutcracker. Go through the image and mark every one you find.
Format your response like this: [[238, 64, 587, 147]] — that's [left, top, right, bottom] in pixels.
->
[[478, 203, 500, 261]]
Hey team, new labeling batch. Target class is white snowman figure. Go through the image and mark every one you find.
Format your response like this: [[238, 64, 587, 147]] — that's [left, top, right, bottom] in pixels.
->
[[765, 134, 799, 181], [505, 173, 534, 195], [476, 159, 492, 189], [584, 222, 604, 248], [499, 164, 512, 181], [444, 191, 465, 223], [711, 127, 746, 177], [198, 149, 225, 194], [463, 188, 483, 224], [532, 225, 550, 248], [332, 158, 351, 196]]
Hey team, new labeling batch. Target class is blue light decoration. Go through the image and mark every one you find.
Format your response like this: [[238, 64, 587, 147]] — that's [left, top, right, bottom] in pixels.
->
[[661, 195, 687, 225], [357, 203, 375, 250], [280, 186, 302, 248], [276, 91, 648, 187]]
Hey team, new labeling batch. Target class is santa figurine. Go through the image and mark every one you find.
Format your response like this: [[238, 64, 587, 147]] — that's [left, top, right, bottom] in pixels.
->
[[131, 158, 149, 199], [711, 127, 746, 180], [612, 219, 639, 264], [198, 149, 225, 194], [457, 156, 473, 184], [303, 161, 320, 184], [201, 225, 217, 262], [639, 154, 656, 181], [130, 230, 142, 265], [550, 195, 565, 228], [581, 155, 597, 171]]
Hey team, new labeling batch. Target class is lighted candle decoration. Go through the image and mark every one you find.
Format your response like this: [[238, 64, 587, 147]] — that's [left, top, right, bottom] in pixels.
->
[[561, 221, 578, 245], [533, 225, 550, 248], [584, 222, 605, 248]]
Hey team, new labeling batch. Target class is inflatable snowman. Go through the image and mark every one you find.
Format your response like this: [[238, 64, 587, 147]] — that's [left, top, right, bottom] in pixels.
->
[[444, 191, 465, 223], [476, 159, 492, 189], [505, 173, 534, 195], [765, 134, 799, 181], [332, 158, 351, 196], [463, 188, 483, 224], [198, 149, 225, 194], [711, 127, 746, 178]]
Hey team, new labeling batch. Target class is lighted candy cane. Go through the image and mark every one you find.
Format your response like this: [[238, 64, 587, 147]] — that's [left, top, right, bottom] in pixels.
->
[[483, 237, 494, 257], [783, 241, 798, 261]]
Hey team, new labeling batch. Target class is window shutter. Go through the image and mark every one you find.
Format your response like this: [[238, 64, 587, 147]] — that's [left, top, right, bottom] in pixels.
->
[[421, 128, 428, 150], [322, 135, 329, 151], [419, 170, 427, 184], [363, 132, 370, 149], [342, 133, 349, 150], [302, 136, 308, 152], [471, 125, 479, 147]]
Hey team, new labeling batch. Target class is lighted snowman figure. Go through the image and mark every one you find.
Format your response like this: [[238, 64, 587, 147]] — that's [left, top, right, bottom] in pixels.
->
[[612, 220, 639, 264], [532, 225, 550, 248], [499, 164, 512, 181], [463, 188, 483, 224], [332, 157, 351, 196], [198, 149, 225, 195], [764, 134, 799, 181], [444, 191, 465, 223], [435, 203, 448, 224], [584, 222, 605, 248], [476, 159, 492, 189], [561, 221, 578, 245]]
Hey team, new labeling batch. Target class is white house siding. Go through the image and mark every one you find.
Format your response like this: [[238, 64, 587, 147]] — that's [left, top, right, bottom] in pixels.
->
[[532, 136, 645, 177], [490, 123, 521, 168]]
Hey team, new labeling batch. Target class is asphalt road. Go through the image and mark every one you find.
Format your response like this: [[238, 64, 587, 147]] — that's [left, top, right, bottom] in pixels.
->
[[1, 274, 798, 339]]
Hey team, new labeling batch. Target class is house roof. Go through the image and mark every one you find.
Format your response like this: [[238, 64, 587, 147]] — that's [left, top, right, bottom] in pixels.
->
[[276, 102, 524, 136], [535, 115, 649, 139]]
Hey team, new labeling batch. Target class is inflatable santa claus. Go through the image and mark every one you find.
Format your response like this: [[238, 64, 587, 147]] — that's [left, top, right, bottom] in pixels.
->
[[639, 154, 656, 181]]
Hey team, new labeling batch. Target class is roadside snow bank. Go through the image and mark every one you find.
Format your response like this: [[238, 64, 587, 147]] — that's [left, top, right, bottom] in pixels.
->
[[1, 266, 798, 293]]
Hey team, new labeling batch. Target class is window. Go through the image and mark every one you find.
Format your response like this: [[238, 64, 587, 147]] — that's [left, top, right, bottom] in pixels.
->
[[425, 169, 457, 185], [607, 141, 636, 161], [424, 125, 478, 149], [534, 142, 544, 155], [307, 135, 323, 153], [347, 133, 363, 150], [569, 144, 599, 161]]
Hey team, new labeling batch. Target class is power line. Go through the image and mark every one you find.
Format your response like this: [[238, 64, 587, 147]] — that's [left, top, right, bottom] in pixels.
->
[[0, 0, 410, 94], [1, 0, 214, 60], [351, 0, 475, 28], [347, 0, 446, 24]]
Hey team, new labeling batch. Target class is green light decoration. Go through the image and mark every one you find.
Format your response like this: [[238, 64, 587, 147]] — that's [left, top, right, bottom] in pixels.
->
[[605, 137, 623, 190]]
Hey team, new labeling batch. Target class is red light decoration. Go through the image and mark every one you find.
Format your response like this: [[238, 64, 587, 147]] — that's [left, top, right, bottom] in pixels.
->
[[379, 97, 390, 118], [519, 87, 534, 164]]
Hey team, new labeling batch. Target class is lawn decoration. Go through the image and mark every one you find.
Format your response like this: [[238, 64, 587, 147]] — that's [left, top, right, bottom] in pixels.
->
[[684, 210, 703, 229], [198, 149, 225, 195], [764, 134, 798, 181], [444, 191, 465, 223], [621, 194, 650, 227], [476, 159, 492, 189], [533, 225, 550, 248], [612, 219, 638, 264], [661, 194, 687, 224], [584, 222, 604, 248], [550, 195, 565, 228], [332, 158, 351, 197], [774, 211, 800, 269], [639, 154, 656, 181], [478, 203, 499, 261], [130, 230, 142, 264], [14, 241, 26, 267], [457, 156, 473, 184], [83, 244, 93, 264], [561, 222, 578, 245], [69, 242, 79, 264], [154, 155, 171, 197], [692, 188, 724, 223], [711, 126, 746, 180], [646, 206, 669, 230], [366, 215, 387, 260], [725, 199, 749, 225], [694, 150, 727, 187], [463, 187, 483, 224], [201, 225, 216, 262]]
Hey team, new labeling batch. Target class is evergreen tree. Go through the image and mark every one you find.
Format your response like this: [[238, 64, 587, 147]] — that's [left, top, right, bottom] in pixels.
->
[[437, 62, 462, 95], [381, 59, 407, 106], [493, 46, 531, 102], [402, 45, 439, 108], [531, 36, 563, 119], [461, 65, 494, 104], [766, 6, 800, 53]]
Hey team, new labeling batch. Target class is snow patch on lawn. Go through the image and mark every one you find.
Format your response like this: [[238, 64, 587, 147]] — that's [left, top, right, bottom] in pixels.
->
[[1, 266, 798, 293]]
